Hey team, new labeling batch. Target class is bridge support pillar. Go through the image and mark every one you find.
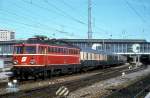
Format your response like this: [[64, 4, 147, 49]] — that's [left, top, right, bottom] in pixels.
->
[[133, 56, 137, 67], [133, 55, 141, 67], [137, 54, 142, 67], [130, 54, 141, 67]]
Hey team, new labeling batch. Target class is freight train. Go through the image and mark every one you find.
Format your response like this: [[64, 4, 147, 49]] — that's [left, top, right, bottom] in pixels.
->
[[11, 37, 126, 80]]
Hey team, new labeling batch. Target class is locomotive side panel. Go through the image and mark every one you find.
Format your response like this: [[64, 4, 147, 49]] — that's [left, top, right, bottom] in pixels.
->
[[47, 55, 65, 65], [46, 46, 80, 65], [67, 55, 80, 64], [37, 55, 46, 65], [46, 55, 80, 65]]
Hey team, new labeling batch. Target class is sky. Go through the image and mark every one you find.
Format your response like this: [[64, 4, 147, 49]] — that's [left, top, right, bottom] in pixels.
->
[[0, 0, 150, 40]]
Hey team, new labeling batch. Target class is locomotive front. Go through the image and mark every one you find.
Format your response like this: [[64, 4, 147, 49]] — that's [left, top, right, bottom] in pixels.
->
[[13, 44, 39, 66], [12, 43, 47, 79]]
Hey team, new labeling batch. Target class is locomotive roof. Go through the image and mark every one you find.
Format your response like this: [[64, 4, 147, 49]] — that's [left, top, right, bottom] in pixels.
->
[[16, 37, 80, 49]]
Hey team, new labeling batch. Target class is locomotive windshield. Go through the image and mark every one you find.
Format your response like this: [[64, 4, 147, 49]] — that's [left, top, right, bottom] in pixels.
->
[[25, 46, 36, 54], [14, 46, 36, 54], [14, 46, 23, 54]]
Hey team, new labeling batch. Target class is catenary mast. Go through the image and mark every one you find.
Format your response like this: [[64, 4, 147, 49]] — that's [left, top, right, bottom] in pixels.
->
[[88, 0, 92, 39]]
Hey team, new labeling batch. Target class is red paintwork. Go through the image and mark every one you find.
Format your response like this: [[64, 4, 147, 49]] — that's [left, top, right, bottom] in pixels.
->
[[13, 44, 80, 67]]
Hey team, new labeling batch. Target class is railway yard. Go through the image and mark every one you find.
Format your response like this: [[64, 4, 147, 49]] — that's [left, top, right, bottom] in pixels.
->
[[0, 64, 149, 98], [0, 0, 150, 97]]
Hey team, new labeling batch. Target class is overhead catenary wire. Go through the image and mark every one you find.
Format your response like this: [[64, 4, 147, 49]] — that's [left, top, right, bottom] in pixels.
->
[[29, 0, 113, 38], [0, 12, 78, 38], [124, 0, 146, 23], [20, 0, 85, 37], [0, 17, 76, 38], [0, 6, 81, 37], [1, 0, 123, 39], [0, 17, 50, 35], [58, 0, 76, 10], [22, 0, 86, 25], [58, 0, 113, 36], [124, 0, 150, 38], [10, 1, 83, 33], [58, 0, 111, 38], [57, 0, 87, 19], [86, 0, 114, 37], [0, 9, 57, 32], [43, 0, 86, 25]]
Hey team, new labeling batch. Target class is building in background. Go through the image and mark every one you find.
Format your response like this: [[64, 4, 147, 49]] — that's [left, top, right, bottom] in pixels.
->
[[0, 30, 15, 41]]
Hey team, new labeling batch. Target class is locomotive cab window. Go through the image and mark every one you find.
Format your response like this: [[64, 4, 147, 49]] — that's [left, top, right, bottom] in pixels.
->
[[25, 46, 36, 54], [14, 46, 36, 54], [14, 46, 23, 54]]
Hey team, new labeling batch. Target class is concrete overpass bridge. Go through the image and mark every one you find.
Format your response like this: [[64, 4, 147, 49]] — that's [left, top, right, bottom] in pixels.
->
[[0, 39, 150, 65], [115, 52, 150, 55], [0, 39, 150, 55]]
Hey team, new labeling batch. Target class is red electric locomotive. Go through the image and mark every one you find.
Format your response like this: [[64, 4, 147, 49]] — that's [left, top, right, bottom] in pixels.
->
[[12, 37, 126, 80], [12, 38, 81, 80]]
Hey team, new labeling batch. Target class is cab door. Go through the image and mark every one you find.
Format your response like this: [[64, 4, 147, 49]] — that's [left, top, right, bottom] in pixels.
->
[[38, 46, 47, 66], [44, 46, 48, 65]]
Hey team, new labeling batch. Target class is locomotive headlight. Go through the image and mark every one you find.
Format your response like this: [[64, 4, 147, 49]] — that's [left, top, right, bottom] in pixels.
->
[[13, 60, 18, 65], [30, 60, 35, 65]]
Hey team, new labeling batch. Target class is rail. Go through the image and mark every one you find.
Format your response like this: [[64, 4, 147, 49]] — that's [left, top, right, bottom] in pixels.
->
[[134, 84, 150, 98]]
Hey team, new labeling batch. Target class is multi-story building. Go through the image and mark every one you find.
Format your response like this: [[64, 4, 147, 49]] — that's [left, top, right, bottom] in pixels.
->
[[0, 30, 15, 41]]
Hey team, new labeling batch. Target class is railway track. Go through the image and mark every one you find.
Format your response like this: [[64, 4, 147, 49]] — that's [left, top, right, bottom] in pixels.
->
[[0, 66, 113, 89], [0, 64, 126, 88], [104, 67, 150, 98], [0, 64, 131, 98]]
